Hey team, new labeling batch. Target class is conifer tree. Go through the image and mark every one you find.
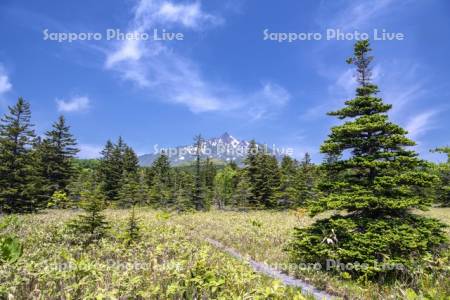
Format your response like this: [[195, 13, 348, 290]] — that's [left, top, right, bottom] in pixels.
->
[[97, 140, 119, 200], [37, 116, 79, 198], [431, 147, 450, 206], [314, 41, 436, 215], [295, 153, 318, 206], [289, 40, 447, 281], [0, 98, 36, 213], [69, 184, 109, 244], [244, 140, 260, 206], [97, 137, 138, 201], [173, 169, 194, 211], [202, 157, 216, 208], [123, 145, 139, 174], [233, 174, 252, 208], [192, 134, 204, 210], [273, 156, 298, 207], [118, 172, 147, 208], [148, 153, 173, 207], [255, 154, 280, 208], [151, 152, 171, 186], [125, 204, 140, 244]]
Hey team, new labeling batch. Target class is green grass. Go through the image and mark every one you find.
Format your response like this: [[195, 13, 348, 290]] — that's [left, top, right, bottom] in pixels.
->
[[1, 207, 449, 299], [0, 209, 307, 299]]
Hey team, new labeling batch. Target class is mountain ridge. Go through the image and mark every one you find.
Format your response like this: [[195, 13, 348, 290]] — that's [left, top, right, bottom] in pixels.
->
[[138, 132, 284, 166]]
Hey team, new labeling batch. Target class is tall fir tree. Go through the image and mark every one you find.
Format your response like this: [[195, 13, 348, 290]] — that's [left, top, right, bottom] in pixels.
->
[[273, 156, 298, 207], [289, 40, 447, 281], [123, 145, 139, 174], [233, 172, 252, 208], [0, 98, 36, 213], [255, 153, 280, 208], [295, 153, 318, 206], [202, 157, 216, 208], [97, 137, 138, 201], [172, 168, 194, 211], [148, 153, 173, 207], [244, 140, 260, 206], [192, 134, 205, 210], [37, 115, 79, 199]]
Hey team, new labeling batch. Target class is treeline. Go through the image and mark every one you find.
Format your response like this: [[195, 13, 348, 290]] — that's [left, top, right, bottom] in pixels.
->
[[0, 97, 449, 214]]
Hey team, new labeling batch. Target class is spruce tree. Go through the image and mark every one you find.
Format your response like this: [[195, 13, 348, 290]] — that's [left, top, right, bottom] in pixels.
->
[[289, 40, 447, 281], [233, 173, 252, 208], [118, 172, 147, 208], [295, 153, 318, 206], [0, 98, 36, 213], [148, 153, 173, 207], [255, 153, 280, 208], [244, 140, 260, 206], [68, 184, 109, 244], [97, 137, 138, 201], [125, 204, 140, 245], [202, 157, 216, 209], [123, 145, 139, 174], [173, 169, 194, 211], [192, 134, 204, 210], [273, 156, 298, 207], [38, 115, 79, 198], [431, 147, 450, 206]]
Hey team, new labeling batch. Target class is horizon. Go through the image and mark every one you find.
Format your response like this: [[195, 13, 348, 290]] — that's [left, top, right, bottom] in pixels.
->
[[0, 0, 449, 163]]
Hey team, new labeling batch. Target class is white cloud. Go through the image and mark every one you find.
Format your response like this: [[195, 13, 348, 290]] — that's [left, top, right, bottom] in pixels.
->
[[405, 110, 439, 140], [0, 74, 12, 94], [78, 144, 102, 159], [56, 96, 90, 113], [0, 65, 12, 104], [247, 82, 291, 121], [321, 0, 404, 31], [104, 0, 288, 118]]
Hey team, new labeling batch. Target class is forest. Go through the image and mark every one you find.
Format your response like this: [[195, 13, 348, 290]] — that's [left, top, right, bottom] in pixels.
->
[[0, 41, 449, 299]]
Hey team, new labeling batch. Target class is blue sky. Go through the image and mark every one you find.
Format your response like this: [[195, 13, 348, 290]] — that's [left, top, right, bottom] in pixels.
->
[[0, 0, 449, 162]]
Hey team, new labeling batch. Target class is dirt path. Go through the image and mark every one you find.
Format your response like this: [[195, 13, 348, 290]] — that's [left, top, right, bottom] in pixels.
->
[[204, 237, 336, 300]]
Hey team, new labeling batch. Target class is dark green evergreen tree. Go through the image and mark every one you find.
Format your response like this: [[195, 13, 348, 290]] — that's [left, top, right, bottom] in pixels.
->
[[125, 204, 140, 245], [68, 184, 109, 244], [289, 40, 447, 282], [244, 140, 260, 206], [118, 172, 147, 208], [37, 116, 79, 199], [147, 153, 173, 207], [202, 157, 216, 209], [192, 134, 204, 210], [123, 145, 139, 174], [431, 147, 450, 206], [295, 153, 318, 206], [255, 153, 280, 208], [233, 173, 252, 208], [0, 98, 36, 213], [97, 137, 138, 201], [273, 156, 298, 207], [172, 169, 194, 211]]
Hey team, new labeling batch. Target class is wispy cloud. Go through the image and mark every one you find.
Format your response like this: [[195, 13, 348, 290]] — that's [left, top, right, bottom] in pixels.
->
[[0, 65, 12, 105], [319, 0, 406, 31], [247, 82, 291, 121], [56, 96, 90, 113], [78, 143, 102, 159], [405, 110, 440, 140], [104, 0, 289, 118]]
